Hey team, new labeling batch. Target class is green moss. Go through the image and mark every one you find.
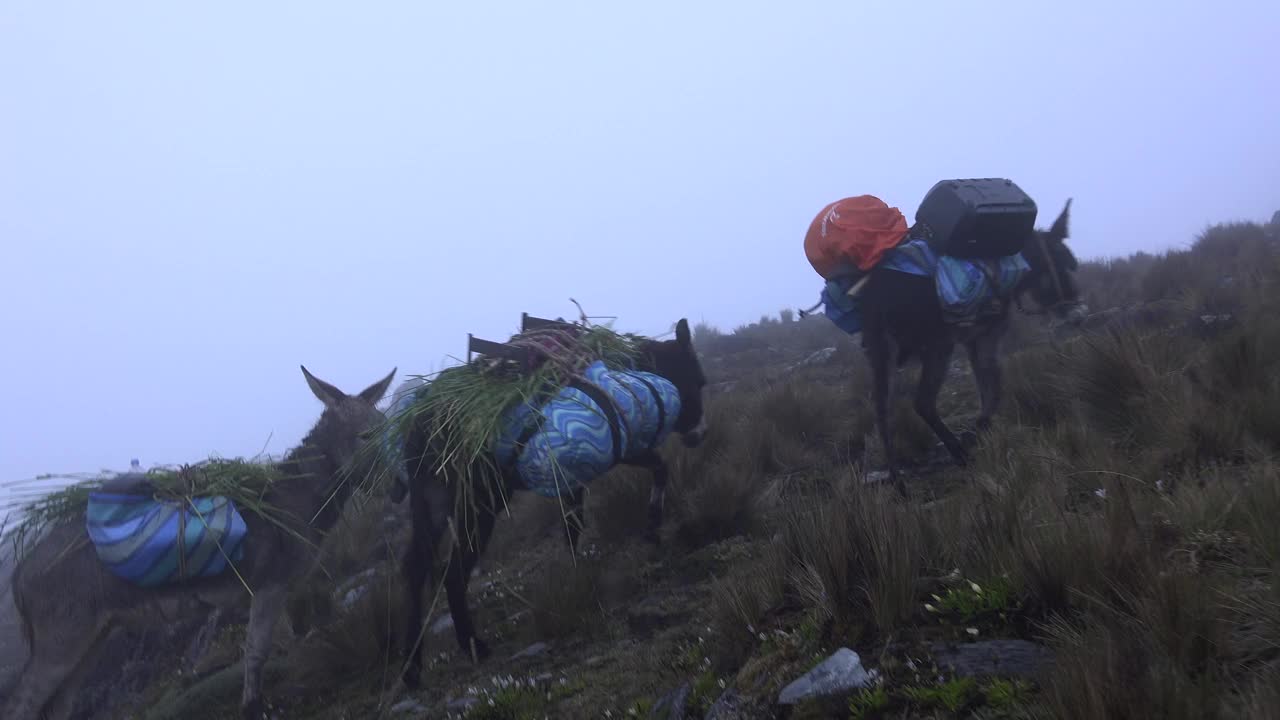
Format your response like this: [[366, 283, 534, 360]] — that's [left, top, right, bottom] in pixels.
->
[[847, 686, 890, 719], [925, 576, 1019, 622], [902, 677, 979, 713]]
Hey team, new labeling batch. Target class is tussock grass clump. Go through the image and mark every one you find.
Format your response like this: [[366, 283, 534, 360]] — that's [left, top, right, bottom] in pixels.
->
[[707, 545, 788, 669], [285, 569, 404, 697], [781, 479, 928, 638], [665, 373, 870, 549], [525, 552, 610, 641]]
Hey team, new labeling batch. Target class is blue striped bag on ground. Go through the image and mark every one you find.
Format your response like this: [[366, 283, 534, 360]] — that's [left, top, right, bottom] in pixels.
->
[[84, 492, 249, 588], [494, 360, 681, 498]]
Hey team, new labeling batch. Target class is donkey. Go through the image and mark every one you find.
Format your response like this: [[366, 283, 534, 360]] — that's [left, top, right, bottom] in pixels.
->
[[859, 200, 1084, 487], [397, 318, 708, 688], [1, 365, 397, 720]]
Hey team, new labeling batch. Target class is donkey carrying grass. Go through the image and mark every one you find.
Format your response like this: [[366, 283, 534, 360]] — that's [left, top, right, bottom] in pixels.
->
[[858, 200, 1084, 488], [1, 366, 397, 720], [396, 318, 708, 688]]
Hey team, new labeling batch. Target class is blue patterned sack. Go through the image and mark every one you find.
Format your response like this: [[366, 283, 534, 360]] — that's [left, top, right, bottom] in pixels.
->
[[820, 276, 864, 335], [494, 360, 681, 498], [816, 238, 1029, 333], [934, 253, 1030, 323], [84, 492, 248, 588]]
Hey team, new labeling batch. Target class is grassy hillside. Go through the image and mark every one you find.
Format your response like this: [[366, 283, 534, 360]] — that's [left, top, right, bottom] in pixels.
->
[[90, 218, 1280, 718]]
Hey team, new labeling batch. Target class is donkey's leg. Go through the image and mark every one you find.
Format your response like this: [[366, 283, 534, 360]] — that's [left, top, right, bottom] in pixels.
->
[[563, 486, 587, 553], [915, 344, 967, 465], [623, 450, 668, 545], [1, 622, 107, 720], [41, 624, 116, 720], [864, 331, 899, 489], [400, 484, 437, 689], [240, 584, 287, 719], [445, 507, 497, 663], [965, 334, 1003, 433]]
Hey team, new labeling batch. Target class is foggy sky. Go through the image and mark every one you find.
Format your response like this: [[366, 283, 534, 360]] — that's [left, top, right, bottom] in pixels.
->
[[2, 1, 1277, 490]]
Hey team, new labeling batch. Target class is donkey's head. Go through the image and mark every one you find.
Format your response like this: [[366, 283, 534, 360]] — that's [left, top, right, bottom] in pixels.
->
[[1019, 199, 1086, 325], [641, 318, 708, 448], [299, 365, 397, 493]]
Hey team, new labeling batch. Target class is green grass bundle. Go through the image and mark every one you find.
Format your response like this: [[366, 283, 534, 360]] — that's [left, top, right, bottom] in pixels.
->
[[2, 458, 302, 558], [370, 323, 647, 515]]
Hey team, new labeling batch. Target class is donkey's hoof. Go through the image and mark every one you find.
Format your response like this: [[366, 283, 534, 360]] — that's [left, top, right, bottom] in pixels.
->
[[466, 637, 492, 663], [892, 478, 910, 499], [241, 697, 272, 720]]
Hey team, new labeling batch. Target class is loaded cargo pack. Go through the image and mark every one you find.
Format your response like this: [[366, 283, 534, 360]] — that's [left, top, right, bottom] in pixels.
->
[[803, 194, 910, 280], [915, 178, 1038, 259]]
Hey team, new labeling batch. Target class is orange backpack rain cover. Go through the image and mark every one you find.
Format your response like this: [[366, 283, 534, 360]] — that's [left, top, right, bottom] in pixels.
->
[[804, 195, 909, 279]]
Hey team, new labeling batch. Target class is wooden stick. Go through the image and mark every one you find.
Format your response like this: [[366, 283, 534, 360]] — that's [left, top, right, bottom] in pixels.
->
[[846, 275, 871, 297]]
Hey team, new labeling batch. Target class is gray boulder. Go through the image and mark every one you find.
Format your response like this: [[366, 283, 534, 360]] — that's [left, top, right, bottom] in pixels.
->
[[778, 648, 877, 705]]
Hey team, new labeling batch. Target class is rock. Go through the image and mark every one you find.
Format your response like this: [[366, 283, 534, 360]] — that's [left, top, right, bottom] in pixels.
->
[[511, 641, 550, 660], [391, 698, 427, 715], [931, 639, 1051, 679], [648, 682, 690, 720], [446, 695, 479, 713], [708, 380, 739, 395], [341, 586, 369, 610], [863, 470, 892, 485], [778, 648, 877, 705], [431, 614, 455, 636], [626, 600, 690, 638], [1190, 313, 1235, 339], [705, 689, 748, 719], [800, 347, 838, 367], [334, 569, 378, 610]]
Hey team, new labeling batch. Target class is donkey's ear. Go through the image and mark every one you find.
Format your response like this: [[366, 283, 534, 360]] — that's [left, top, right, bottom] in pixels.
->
[[1047, 198, 1072, 243], [675, 318, 692, 347], [301, 365, 346, 407], [357, 367, 397, 405]]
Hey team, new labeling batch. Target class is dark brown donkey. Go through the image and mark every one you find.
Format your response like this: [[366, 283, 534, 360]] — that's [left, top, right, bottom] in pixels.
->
[[858, 200, 1085, 487], [2, 366, 397, 720], [395, 318, 709, 689]]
